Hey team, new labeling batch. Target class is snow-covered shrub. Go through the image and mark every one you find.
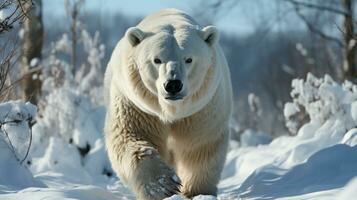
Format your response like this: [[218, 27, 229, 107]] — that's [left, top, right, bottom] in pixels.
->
[[41, 27, 105, 106], [0, 101, 36, 162], [284, 73, 357, 136], [27, 23, 110, 179], [33, 86, 106, 150], [77, 30, 105, 95], [0, 101, 44, 191]]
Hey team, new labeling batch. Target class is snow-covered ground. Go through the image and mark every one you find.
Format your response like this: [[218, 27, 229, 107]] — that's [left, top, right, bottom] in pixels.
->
[[1, 74, 357, 200]]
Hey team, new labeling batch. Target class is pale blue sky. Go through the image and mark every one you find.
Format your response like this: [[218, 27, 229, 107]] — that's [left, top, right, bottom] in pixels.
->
[[43, 0, 290, 35]]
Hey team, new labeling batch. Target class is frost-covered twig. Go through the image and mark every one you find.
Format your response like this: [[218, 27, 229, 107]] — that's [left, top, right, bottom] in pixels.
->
[[0, 0, 33, 34], [0, 119, 33, 163], [0, 121, 19, 161], [0, 116, 34, 164], [0, 101, 36, 164]]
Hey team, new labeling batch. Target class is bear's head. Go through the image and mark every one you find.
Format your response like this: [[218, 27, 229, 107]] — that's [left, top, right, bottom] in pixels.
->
[[123, 25, 221, 121]]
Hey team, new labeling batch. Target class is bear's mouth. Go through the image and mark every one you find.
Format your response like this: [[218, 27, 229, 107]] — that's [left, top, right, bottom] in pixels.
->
[[164, 95, 183, 101]]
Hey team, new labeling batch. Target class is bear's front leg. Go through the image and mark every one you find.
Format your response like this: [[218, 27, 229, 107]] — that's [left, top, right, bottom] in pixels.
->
[[133, 149, 182, 199], [176, 130, 229, 198], [105, 101, 181, 200]]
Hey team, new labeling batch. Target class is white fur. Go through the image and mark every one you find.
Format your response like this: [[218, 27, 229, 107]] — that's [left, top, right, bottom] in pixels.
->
[[105, 9, 229, 122], [104, 8, 233, 199]]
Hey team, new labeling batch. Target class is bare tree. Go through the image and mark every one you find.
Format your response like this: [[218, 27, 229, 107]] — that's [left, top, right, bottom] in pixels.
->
[[65, 0, 84, 76], [341, 0, 356, 80], [286, 0, 356, 81], [21, 0, 43, 105], [0, 0, 33, 101], [0, 1, 35, 164]]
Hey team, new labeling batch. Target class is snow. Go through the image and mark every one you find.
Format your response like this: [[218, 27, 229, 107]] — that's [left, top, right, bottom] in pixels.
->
[[341, 128, 357, 146], [54, 34, 71, 54], [18, 28, 25, 39], [0, 10, 5, 21], [248, 93, 262, 115], [336, 177, 357, 200], [240, 129, 272, 147], [235, 144, 357, 199], [283, 102, 299, 118], [1, 74, 357, 199], [164, 194, 217, 200], [30, 58, 40, 68]]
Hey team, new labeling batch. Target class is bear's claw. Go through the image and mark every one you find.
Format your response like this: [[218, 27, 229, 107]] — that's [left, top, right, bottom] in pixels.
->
[[137, 156, 182, 200]]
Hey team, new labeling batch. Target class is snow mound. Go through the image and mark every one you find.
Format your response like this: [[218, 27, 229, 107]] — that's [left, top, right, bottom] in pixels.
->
[[164, 194, 217, 200], [0, 185, 123, 200], [240, 129, 272, 147], [341, 128, 357, 146], [337, 177, 357, 200], [237, 144, 357, 199], [2, 73, 357, 200]]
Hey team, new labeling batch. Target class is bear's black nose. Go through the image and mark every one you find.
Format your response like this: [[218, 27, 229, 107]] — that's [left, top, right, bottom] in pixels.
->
[[164, 80, 183, 95]]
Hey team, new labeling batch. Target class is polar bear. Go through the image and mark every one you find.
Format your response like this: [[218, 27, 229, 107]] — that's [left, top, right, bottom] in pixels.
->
[[104, 8, 233, 200]]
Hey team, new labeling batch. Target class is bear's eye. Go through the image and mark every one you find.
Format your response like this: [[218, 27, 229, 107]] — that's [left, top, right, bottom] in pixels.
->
[[185, 58, 193, 64], [154, 58, 162, 64]]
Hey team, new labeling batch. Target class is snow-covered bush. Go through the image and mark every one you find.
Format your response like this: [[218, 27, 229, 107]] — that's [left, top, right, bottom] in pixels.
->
[[77, 30, 105, 97], [36, 87, 104, 146], [0, 101, 44, 191], [30, 85, 111, 177], [284, 73, 357, 136], [0, 101, 36, 163], [25, 22, 111, 180], [279, 73, 357, 167]]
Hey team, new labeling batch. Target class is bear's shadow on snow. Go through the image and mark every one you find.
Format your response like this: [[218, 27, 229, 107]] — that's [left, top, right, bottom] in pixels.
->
[[234, 144, 357, 200]]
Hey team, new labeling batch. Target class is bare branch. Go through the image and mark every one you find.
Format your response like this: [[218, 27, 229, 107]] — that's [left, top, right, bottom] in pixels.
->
[[21, 120, 32, 164], [286, 0, 349, 16], [17, 0, 31, 19], [290, 2, 344, 47], [0, 38, 19, 101], [0, 0, 33, 34], [0, 66, 42, 98], [0, 114, 34, 164]]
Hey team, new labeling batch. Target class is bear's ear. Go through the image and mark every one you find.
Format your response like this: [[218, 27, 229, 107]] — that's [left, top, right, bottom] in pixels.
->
[[126, 27, 145, 46], [202, 26, 219, 46]]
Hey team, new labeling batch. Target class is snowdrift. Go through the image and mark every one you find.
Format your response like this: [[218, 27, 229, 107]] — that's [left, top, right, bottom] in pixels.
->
[[1, 74, 357, 199]]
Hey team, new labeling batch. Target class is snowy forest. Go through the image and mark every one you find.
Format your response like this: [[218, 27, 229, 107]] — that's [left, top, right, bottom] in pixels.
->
[[1, 0, 357, 199]]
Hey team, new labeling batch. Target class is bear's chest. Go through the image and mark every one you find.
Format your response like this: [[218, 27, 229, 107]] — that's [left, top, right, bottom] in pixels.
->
[[167, 110, 220, 142]]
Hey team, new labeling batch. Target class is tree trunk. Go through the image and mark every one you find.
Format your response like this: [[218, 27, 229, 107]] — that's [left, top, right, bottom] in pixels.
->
[[71, 7, 77, 76], [21, 0, 44, 105], [342, 0, 357, 81]]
